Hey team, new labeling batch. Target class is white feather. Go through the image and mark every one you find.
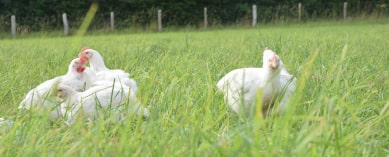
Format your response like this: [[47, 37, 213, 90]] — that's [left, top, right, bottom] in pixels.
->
[[216, 49, 296, 117], [79, 48, 138, 94], [18, 58, 92, 120], [58, 81, 149, 126]]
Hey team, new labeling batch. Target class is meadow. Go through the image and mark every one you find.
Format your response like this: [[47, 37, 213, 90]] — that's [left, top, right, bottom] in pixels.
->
[[0, 22, 388, 156]]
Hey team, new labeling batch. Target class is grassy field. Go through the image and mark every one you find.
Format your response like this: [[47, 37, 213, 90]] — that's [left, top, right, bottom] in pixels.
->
[[0, 22, 388, 156]]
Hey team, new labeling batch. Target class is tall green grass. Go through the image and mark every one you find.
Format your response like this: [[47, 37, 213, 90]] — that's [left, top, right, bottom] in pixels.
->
[[0, 22, 388, 156]]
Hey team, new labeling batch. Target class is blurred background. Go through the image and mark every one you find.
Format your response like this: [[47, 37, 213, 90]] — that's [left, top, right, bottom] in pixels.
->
[[0, 0, 388, 34]]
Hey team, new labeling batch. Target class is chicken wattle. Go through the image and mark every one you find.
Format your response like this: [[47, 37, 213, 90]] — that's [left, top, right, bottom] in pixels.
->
[[78, 48, 138, 94], [18, 58, 92, 120]]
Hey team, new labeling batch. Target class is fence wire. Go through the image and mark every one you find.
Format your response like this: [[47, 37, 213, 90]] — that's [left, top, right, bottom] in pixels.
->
[[0, 1, 388, 33]]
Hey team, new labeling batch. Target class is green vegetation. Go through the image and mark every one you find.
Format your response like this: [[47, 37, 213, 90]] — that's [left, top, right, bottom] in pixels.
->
[[0, 22, 388, 156]]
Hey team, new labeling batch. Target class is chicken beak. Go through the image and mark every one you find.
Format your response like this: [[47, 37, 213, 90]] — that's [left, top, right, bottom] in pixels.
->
[[270, 55, 278, 70], [57, 93, 62, 99]]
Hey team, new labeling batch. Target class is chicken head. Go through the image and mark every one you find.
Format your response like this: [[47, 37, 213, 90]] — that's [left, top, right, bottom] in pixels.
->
[[79, 47, 93, 64], [56, 84, 76, 100], [70, 58, 86, 73], [263, 48, 280, 70]]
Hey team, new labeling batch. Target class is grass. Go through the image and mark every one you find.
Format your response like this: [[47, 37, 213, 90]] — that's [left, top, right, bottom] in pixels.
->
[[0, 21, 388, 156]]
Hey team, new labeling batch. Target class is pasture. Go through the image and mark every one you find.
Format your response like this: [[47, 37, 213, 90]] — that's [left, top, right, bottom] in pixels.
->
[[0, 22, 388, 156]]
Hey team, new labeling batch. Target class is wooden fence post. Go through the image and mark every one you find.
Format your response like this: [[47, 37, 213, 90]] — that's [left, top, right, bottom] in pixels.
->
[[158, 9, 162, 32], [204, 7, 208, 29], [343, 2, 347, 21], [62, 13, 69, 36], [298, 2, 302, 22], [11, 15, 16, 38], [110, 11, 114, 31], [252, 4, 257, 27]]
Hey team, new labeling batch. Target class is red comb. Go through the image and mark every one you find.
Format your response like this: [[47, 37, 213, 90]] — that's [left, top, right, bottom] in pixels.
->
[[81, 47, 90, 52], [264, 47, 269, 50]]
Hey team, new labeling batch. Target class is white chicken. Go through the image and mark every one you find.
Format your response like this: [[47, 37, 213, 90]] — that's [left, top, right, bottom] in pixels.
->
[[216, 48, 296, 117], [18, 58, 92, 120], [57, 81, 149, 126], [78, 47, 138, 94]]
